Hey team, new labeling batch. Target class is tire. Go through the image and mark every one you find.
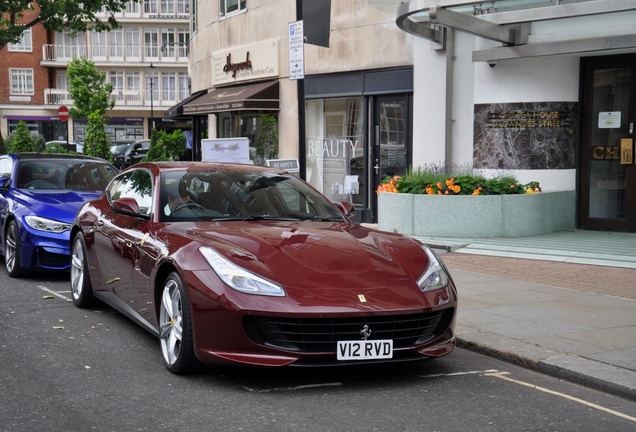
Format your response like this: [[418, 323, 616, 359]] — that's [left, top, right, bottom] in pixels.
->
[[70, 232, 97, 308], [159, 272, 200, 374], [5, 220, 25, 278]]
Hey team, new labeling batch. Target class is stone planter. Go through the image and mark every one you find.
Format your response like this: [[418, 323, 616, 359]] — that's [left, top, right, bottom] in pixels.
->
[[378, 191, 576, 238]]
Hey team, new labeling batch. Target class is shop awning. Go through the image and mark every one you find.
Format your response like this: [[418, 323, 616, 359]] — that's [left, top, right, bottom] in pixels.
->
[[164, 90, 208, 118], [183, 81, 279, 115]]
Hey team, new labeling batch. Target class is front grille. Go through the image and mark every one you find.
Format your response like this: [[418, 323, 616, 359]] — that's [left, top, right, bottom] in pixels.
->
[[244, 309, 454, 353], [38, 248, 70, 267]]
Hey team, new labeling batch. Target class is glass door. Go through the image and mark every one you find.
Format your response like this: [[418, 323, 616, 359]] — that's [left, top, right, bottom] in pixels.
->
[[371, 95, 410, 221], [580, 56, 636, 232]]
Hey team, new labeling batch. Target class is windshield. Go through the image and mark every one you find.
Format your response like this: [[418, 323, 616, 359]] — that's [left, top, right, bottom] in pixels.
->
[[111, 144, 132, 156], [17, 159, 117, 191], [160, 169, 345, 222]]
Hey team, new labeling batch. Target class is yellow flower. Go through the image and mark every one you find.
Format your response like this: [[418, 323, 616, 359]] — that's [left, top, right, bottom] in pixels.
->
[[452, 185, 461, 194]]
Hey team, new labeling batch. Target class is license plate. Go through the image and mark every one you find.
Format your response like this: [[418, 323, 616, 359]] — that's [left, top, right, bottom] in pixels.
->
[[337, 340, 393, 360]]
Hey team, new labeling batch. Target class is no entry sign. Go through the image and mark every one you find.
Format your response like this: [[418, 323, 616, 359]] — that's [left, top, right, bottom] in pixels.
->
[[58, 105, 70, 122]]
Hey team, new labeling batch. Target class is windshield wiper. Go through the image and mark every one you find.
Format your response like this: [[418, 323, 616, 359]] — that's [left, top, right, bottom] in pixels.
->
[[303, 216, 343, 222], [211, 215, 301, 222]]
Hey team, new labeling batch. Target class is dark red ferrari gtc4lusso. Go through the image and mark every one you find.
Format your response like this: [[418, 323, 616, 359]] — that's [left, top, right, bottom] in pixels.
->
[[69, 162, 457, 374]]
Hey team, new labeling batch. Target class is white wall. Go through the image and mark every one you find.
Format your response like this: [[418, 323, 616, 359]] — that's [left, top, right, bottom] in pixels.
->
[[412, 28, 581, 191]]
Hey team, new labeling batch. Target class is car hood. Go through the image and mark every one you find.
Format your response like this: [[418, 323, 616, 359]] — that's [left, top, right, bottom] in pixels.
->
[[185, 222, 429, 292], [15, 190, 103, 223]]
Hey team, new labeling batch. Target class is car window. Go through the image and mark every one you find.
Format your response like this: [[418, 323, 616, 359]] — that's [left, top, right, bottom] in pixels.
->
[[107, 169, 153, 216], [159, 170, 344, 222], [15, 159, 116, 190]]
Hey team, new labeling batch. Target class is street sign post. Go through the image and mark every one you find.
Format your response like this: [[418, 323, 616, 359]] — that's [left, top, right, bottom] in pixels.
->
[[289, 20, 304, 80], [57, 106, 71, 153]]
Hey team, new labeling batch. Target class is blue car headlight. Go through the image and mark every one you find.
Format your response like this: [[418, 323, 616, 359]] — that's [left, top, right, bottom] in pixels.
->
[[24, 215, 71, 233], [199, 246, 286, 297], [417, 246, 450, 292]]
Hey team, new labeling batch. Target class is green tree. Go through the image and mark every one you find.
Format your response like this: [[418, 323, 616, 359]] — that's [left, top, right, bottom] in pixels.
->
[[66, 57, 114, 119], [1, 0, 140, 50], [145, 129, 187, 162], [67, 58, 114, 159], [254, 114, 279, 164], [84, 111, 112, 161], [7, 121, 36, 152]]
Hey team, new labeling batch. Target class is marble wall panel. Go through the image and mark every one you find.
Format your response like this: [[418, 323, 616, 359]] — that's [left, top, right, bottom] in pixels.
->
[[473, 102, 578, 170]]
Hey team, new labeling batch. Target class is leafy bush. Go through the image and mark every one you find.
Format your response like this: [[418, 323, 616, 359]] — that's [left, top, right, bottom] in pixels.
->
[[7, 121, 36, 152], [144, 129, 187, 162]]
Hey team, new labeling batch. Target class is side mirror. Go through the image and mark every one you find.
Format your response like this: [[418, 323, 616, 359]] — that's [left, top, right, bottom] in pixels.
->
[[112, 197, 140, 215], [334, 201, 356, 218]]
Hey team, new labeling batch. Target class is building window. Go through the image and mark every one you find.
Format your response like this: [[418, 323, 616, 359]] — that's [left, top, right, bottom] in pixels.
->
[[162, 72, 177, 102], [8, 28, 32, 52], [161, 27, 176, 57], [90, 31, 107, 59], [10, 68, 34, 95], [126, 1, 141, 14], [109, 71, 125, 101], [110, 29, 124, 59], [145, 28, 159, 58], [160, 0, 175, 15], [55, 30, 86, 59], [126, 27, 141, 59], [190, 0, 197, 34], [219, 0, 246, 18], [178, 72, 190, 100], [177, 29, 189, 58], [145, 0, 159, 14], [178, 0, 189, 14]]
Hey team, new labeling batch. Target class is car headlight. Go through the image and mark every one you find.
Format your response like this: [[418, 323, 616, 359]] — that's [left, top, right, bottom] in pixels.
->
[[199, 246, 285, 297], [417, 246, 450, 292], [24, 215, 71, 233]]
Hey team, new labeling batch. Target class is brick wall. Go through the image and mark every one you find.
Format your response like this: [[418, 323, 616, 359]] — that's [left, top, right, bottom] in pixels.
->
[[0, 3, 51, 105]]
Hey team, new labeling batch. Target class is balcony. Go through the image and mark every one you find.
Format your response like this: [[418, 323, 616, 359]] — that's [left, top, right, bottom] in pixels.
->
[[42, 44, 188, 65], [44, 88, 191, 108], [95, 0, 190, 20]]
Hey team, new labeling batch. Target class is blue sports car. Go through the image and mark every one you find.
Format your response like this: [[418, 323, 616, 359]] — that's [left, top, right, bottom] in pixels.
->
[[0, 153, 117, 277]]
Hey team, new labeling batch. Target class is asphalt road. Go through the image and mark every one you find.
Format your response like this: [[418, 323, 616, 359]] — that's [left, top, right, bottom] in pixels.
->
[[1, 268, 635, 432]]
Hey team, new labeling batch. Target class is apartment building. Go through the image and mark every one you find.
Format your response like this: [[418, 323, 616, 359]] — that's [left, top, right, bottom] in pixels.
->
[[1, 0, 191, 146]]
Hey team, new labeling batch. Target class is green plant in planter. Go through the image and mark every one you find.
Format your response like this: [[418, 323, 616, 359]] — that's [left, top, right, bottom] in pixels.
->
[[377, 163, 541, 195]]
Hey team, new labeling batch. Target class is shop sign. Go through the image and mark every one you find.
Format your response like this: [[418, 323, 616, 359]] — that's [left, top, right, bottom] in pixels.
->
[[213, 39, 279, 85]]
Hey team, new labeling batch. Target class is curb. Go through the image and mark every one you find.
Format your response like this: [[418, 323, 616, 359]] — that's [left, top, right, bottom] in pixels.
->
[[456, 332, 636, 401]]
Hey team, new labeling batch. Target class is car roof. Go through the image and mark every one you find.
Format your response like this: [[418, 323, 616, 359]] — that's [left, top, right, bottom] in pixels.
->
[[132, 161, 286, 174], [11, 152, 107, 162]]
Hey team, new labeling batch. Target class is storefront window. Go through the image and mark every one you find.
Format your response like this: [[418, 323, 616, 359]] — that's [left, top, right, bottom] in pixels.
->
[[305, 97, 364, 205]]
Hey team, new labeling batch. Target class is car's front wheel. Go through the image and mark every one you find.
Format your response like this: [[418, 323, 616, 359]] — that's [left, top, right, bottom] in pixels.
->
[[70, 232, 97, 308], [159, 272, 199, 374], [5, 220, 24, 278]]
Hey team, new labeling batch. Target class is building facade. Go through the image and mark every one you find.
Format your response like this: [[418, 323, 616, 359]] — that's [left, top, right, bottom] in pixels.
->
[[1, 0, 191, 147], [187, 0, 414, 221], [394, 0, 636, 232]]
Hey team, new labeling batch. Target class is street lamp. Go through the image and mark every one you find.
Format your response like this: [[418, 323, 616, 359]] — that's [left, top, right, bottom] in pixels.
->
[[148, 62, 156, 134]]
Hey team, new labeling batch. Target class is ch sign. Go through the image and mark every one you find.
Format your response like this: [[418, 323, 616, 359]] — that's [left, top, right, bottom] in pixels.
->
[[57, 106, 70, 122]]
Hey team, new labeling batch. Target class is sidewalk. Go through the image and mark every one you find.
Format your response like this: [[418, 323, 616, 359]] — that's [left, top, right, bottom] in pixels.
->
[[416, 230, 636, 400]]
